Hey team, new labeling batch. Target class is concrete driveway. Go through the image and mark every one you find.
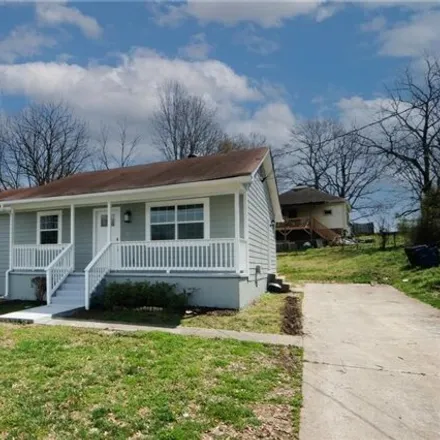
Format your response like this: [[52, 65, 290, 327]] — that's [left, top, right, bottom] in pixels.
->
[[301, 283, 440, 440]]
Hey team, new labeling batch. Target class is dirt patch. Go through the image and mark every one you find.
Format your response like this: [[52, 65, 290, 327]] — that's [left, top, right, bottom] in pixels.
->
[[281, 295, 303, 335], [202, 404, 293, 440]]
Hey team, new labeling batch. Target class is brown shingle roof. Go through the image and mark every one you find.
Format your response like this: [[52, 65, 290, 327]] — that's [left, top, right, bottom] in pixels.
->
[[279, 186, 346, 206], [0, 147, 268, 202]]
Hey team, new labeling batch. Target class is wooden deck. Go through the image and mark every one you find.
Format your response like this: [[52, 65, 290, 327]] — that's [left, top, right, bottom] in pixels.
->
[[277, 217, 341, 242]]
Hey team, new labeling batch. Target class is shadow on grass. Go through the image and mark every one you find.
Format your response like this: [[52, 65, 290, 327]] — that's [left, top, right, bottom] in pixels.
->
[[0, 300, 44, 315], [67, 306, 238, 329]]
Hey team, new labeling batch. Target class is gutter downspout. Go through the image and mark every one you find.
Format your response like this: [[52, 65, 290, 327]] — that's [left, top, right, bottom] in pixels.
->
[[0, 204, 12, 299]]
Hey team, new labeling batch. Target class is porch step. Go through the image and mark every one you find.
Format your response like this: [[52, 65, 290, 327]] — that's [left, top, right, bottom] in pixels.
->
[[52, 297, 83, 306], [57, 285, 84, 293], [51, 274, 85, 307]]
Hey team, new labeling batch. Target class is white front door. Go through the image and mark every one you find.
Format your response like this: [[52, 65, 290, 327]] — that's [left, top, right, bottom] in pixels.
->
[[94, 208, 121, 256]]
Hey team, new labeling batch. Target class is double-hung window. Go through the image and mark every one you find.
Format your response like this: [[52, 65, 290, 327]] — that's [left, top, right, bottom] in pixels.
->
[[148, 201, 208, 240], [37, 211, 62, 244]]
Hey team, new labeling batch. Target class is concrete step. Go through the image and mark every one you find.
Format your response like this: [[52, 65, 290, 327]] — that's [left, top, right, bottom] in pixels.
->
[[51, 297, 83, 306], [0, 304, 84, 323], [55, 290, 83, 297], [61, 285, 83, 291], [54, 292, 83, 299], [58, 285, 84, 292], [56, 292, 84, 300], [55, 292, 83, 299], [63, 279, 84, 286]]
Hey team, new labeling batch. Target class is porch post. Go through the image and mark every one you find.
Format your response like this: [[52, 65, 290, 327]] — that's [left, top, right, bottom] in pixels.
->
[[243, 190, 249, 275], [70, 204, 75, 245], [5, 208, 15, 297], [9, 208, 14, 269], [234, 191, 240, 274], [107, 201, 112, 243]]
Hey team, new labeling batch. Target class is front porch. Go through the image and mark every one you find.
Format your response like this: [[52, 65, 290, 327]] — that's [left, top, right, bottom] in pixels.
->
[[7, 193, 249, 309]]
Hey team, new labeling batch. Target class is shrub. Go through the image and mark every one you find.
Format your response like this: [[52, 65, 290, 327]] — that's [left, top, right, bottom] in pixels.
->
[[31, 276, 46, 302], [100, 281, 190, 311]]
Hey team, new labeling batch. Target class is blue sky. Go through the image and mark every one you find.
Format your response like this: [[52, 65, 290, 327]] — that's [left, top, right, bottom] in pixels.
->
[[1, 2, 438, 142], [0, 1, 439, 217]]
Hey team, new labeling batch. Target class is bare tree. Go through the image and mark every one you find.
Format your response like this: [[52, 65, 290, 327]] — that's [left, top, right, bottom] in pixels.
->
[[279, 119, 383, 212], [285, 119, 338, 190], [360, 56, 440, 208], [327, 131, 384, 211], [94, 118, 141, 169], [217, 132, 269, 153], [0, 102, 90, 187], [0, 113, 21, 189], [151, 80, 223, 160]]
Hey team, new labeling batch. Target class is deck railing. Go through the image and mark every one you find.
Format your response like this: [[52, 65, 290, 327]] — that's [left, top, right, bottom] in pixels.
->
[[12, 244, 68, 270], [46, 244, 74, 304], [278, 217, 310, 229]]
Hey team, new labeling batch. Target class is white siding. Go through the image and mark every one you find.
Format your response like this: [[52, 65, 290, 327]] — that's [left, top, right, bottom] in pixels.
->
[[247, 168, 276, 278], [291, 202, 348, 230]]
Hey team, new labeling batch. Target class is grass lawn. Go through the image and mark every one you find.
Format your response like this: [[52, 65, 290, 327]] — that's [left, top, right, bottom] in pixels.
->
[[0, 324, 302, 439], [181, 293, 288, 334], [278, 244, 440, 309], [0, 300, 43, 315], [69, 293, 288, 335]]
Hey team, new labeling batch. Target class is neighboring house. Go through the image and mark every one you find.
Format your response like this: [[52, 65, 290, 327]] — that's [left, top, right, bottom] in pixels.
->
[[276, 186, 349, 244], [0, 148, 281, 310]]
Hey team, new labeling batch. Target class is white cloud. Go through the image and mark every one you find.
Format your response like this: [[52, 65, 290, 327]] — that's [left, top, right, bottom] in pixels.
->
[[36, 2, 103, 39], [337, 96, 388, 128], [377, 10, 440, 57], [154, 0, 335, 28], [178, 33, 212, 60], [0, 49, 294, 157], [226, 102, 296, 147], [0, 25, 56, 63], [360, 15, 387, 32], [235, 27, 279, 55]]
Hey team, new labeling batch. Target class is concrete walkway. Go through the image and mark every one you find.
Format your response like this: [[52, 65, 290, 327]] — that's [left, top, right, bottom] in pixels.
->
[[300, 283, 440, 440], [0, 304, 83, 323], [42, 318, 303, 346]]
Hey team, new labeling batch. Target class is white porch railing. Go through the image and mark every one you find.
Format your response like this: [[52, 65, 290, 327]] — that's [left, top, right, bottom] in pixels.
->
[[84, 242, 112, 310], [12, 244, 68, 270], [83, 239, 248, 310], [46, 244, 74, 304], [111, 239, 242, 272]]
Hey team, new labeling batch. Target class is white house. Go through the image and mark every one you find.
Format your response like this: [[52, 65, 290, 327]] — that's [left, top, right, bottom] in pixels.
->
[[0, 148, 281, 310]]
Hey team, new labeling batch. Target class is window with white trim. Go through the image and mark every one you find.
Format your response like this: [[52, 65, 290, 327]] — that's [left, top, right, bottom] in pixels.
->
[[37, 211, 62, 244], [149, 203, 206, 240]]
